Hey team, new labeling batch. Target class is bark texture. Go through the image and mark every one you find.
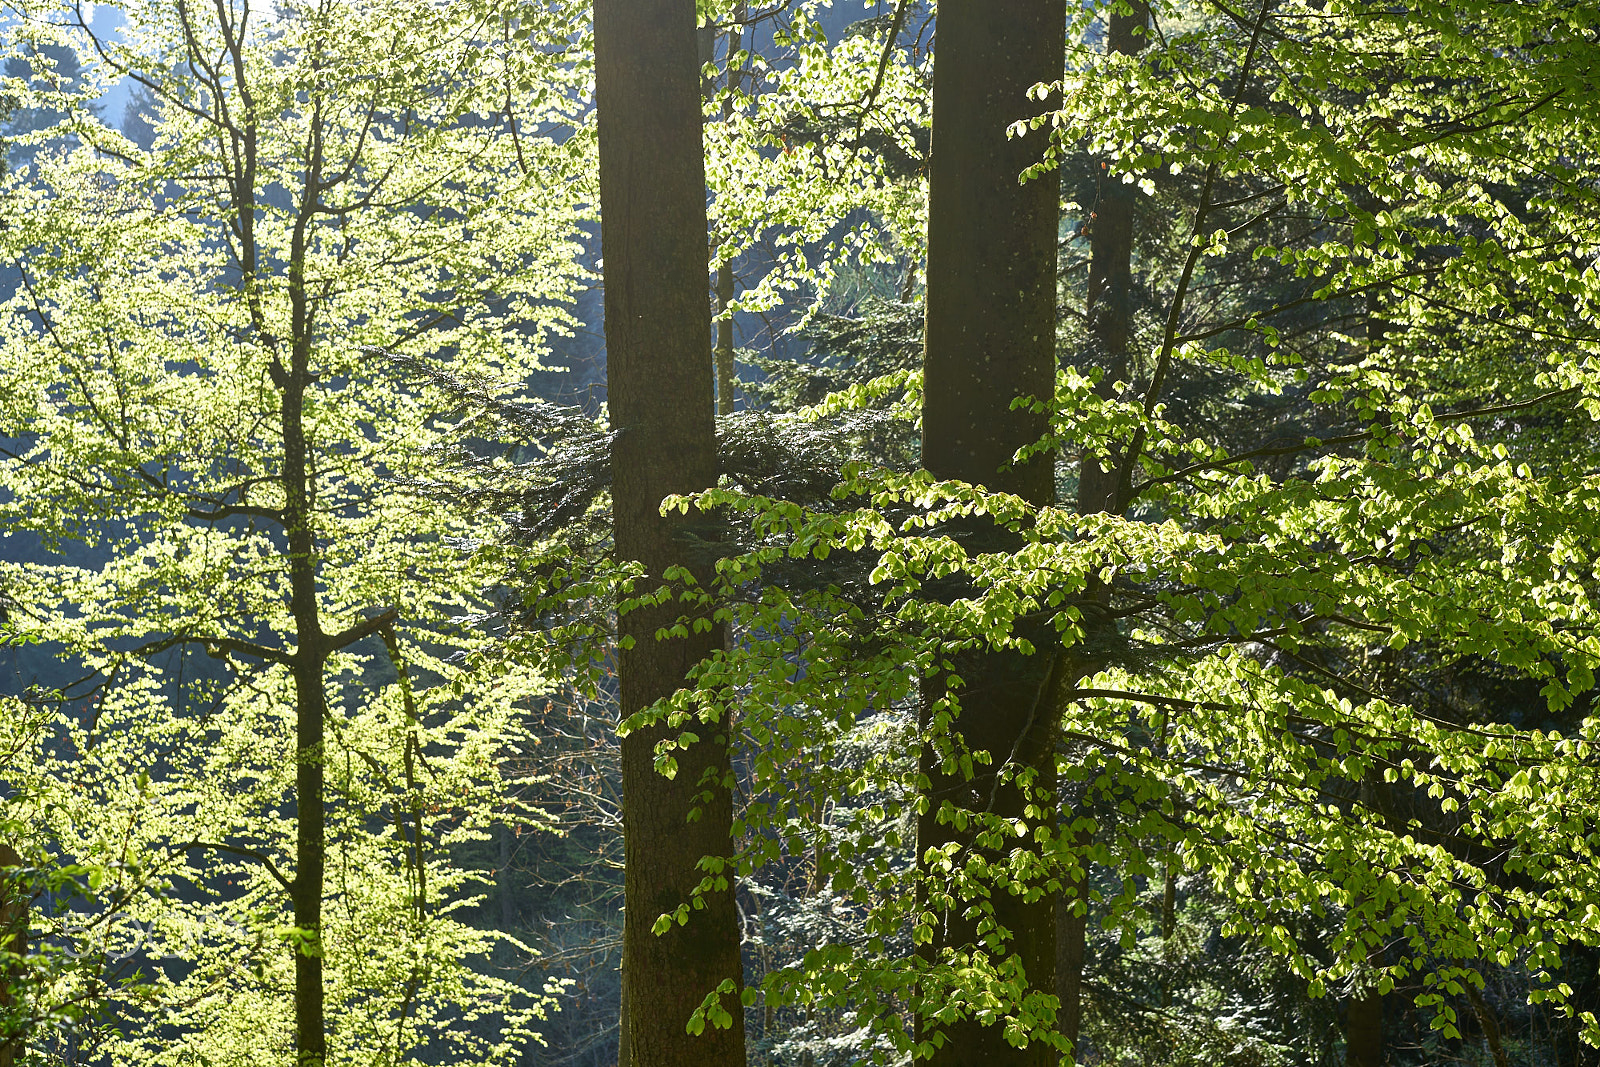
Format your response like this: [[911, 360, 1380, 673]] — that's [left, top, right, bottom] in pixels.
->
[[1057, 10, 1151, 1060], [1054, 886, 1086, 1055], [595, 4, 746, 1066], [1345, 982, 1384, 1067], [1078, 3, 1148, 518], [917, 3, 1065, 1064], [0, 843, 24, 1067], [713, 9, 744, 417]]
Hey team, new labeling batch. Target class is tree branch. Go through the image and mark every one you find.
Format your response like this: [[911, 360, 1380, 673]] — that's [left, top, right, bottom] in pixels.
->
[[170, 840, 293, 893]]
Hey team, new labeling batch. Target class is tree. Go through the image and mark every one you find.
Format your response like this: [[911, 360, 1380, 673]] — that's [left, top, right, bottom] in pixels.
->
[[592, 2, 746, 1066], [0, 839, 22, 1067], [915, 1, 1065, 1063], [0, 1, 589, 1062], [1059, 5, 1150, 1052], [642, 0, 1600, 1062]]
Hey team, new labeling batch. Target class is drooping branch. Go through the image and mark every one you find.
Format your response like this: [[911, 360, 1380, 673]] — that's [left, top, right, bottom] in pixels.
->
[[169, 840, 293, 894]]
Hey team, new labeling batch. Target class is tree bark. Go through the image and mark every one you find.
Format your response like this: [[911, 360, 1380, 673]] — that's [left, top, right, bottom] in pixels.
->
[[711, 8, 744, 417], [284, 343, 328, 1067], [1056, 10, 1151, 1060], [1077, 2, 1148, 518], [1464, 981, 1509, 1067], [0, 843, 25, 1067], [715, 264, 737, 417], [1342, 283, 1389, 1067], [917, 3, 1065, 1064], [1054, 884, 1086, 1057], [596, 4, 747, 1066], [1345, 978, 1384, 1067]]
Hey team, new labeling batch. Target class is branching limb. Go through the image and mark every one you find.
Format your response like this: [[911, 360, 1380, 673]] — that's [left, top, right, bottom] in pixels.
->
[[170, 840, 293, 893]]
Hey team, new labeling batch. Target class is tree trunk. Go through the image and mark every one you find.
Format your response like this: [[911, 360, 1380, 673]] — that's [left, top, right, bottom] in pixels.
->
[[1342, 285, 1389, 1067], [917, 3, 1065, 1064], [283, 358, 329, 1067], [595, 4, 747, 1067], [0, 843, 25, 1067], [1054, 884, 1086, 1058], [715, 264, 737, 417], [1464, 981, 1509, 1067], [711, 8, 744, 417], [1077, 1, 1148, 518], [1056, 10, 1151, 1060], [1345, 981, 1384, 1067]]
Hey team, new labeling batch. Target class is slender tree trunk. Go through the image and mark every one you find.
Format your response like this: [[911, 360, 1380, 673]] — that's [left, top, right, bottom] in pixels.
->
[[715, 264, 737, 417], [283, 359, 329, 1067], [917, 3, 1065, 1064], [1341, 288, 1389, 1067], [1049, 8, 1152, 1062], [596, 4, 746, 1067], [0, 843, 25, 1067], [1077, 2, 1148, 519], [1055, 10, 1151, 1061], [1464, 981, 1509, 1067], [710, 7, 744, 417], [498, 826, 516, 932]]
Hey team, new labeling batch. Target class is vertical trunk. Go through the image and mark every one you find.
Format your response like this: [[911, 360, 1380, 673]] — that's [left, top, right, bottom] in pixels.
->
[[1056, 10, 1151, 1060], [290, 654, 327, 1067], [1342, 293, 1388, 1067], [498, 826, 516, 932], [0, 843, 25, 1067], [1345, 979, 1384, 1067], [713, 9, 744, 418], [1077, 2, 1148, 518], [595, 4, 746, 1067], [1346, 781, 1385, 1067], [1054, 884, 1086, 1058], [715, 264, 737, 416], [283, 362, 328, 1067], [1464, 982, 1509, 1067], [917, 3, 1065, 1064]]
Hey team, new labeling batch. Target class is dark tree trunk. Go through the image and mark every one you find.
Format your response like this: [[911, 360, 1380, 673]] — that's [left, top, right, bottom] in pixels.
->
[[1341, 289, 1390, 1067], [283, 352, 329, 1067], [917, 3, 1065, 1064], [1345, 982, 1384, 1067], [715, 264, 737, 416], [1054, 885, 1086, 1056], [710, 8, 744, 417], [1057, 9, 1150, 1060], [0, 843, 25, 1067], [595, 4, 746, 1067], [1078, 2, 1148, 519]]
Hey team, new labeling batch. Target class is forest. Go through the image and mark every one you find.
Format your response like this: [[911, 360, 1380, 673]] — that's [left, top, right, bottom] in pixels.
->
[[0, 0, 1598, 1065]]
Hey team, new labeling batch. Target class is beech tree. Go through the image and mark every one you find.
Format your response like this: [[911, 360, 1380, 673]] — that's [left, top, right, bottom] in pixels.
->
[[4, 0, 1600, 1063], [0, 1, 589, 1062], [637, 0, 1600, 1063], [593, 2, 746, 1066], [915, 2, 1065, 1063]]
